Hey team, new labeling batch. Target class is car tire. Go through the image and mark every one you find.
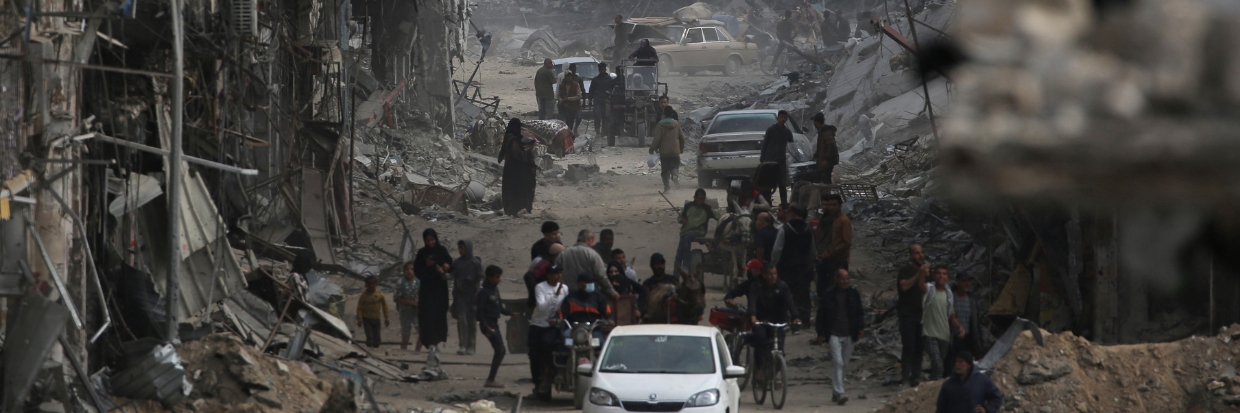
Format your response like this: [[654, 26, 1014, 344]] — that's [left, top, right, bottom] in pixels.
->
[[573, 380, 587, 409], [658, 54, 673, 76], [698, 170, 713, 189], [724, 56, 743, 76]]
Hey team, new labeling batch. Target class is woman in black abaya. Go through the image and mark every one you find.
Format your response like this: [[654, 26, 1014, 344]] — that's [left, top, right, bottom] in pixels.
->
[[414, 228, 453, 349], [498, 118, 537, 215]]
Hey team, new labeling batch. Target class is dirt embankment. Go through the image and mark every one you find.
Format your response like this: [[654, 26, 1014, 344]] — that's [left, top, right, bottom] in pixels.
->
[[878, 326, 1240, 413]]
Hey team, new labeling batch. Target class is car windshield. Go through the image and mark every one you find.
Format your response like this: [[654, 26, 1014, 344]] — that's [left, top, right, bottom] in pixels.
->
[[707, 113, 805, 135], [553, 63, 600, 79], [707, 113, 777, 134], [598, 335, 716, 374], [666, 27, 686, 42]]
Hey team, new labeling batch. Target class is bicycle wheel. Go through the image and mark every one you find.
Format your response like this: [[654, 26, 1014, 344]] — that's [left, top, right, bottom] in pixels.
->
[[751, 358, 767, 405], [771, 354, 788, 409], [733, 338, 752, 391]]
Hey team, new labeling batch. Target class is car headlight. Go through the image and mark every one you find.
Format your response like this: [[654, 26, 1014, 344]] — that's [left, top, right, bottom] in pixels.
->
[[573, 328, 591, 345], [685, 389, 720, 407], [589, 387, 620, 406]]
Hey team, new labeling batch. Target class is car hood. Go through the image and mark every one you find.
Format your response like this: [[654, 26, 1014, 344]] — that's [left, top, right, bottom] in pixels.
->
[[594, 373, 719, 401]]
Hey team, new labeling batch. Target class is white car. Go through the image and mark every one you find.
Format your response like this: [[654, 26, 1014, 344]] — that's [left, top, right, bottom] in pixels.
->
[[579, 325, 746, 413]]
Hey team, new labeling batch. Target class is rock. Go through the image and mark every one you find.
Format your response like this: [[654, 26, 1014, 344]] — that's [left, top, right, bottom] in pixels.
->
[[320, 378, 360, 413], [540, 209, 560, 220], [229, 364, 273, 390], [226, 348, 256, 366], [255, 391, 284, 408], [277, 361, 290, 376], [1016, 358, 1074, 385], [1040, 407, 1052, 413], [1209, 380, 1226, 391]]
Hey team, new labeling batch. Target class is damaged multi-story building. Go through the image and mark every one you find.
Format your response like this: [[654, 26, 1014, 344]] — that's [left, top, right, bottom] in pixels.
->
[[0, 0, 468, 408]]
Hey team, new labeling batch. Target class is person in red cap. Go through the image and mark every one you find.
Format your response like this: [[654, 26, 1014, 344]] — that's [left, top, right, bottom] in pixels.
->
[[725, 259, 766, 308]]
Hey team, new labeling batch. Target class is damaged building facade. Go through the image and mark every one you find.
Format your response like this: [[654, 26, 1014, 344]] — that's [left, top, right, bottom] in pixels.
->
[[0, 0, 467, 409]]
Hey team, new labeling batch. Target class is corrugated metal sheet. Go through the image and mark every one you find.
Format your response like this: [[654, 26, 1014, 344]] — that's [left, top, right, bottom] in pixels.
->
[[109, 339, 192, 404]]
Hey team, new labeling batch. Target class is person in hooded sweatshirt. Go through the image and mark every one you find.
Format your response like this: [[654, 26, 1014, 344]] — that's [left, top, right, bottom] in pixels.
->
[[451, 239, 483, 355], [936, 351, 1003, 413], [415, 228, 453, 352], [771, 204, 816, 332], [649, 106, 685, 193]]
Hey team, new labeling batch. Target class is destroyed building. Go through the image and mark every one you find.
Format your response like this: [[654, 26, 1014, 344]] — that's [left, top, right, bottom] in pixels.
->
[[0, 0, 471, 409]]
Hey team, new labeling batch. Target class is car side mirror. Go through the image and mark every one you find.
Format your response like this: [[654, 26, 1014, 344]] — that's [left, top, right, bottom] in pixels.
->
[[800, 126, 810, 133], [724, 365, 746, 379], [577, 364, 594, 377]]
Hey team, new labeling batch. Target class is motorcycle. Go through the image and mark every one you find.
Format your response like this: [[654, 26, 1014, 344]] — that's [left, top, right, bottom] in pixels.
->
[[551, 319, 607, 408]]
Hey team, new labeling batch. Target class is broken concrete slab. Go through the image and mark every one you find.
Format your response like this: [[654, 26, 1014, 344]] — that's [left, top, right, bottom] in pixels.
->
[[1, 293, 71, 413]]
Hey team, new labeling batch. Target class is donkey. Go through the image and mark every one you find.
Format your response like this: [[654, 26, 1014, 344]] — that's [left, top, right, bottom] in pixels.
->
[[643, 268, 706, 325]]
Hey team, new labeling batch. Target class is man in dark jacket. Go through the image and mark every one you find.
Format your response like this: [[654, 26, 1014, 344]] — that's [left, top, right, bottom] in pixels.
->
[[531, 221, 561, 261], [535, 59, 556, 120], [752, 212, 778, 262], [725, 259, 765, 306], [747, 265, 800, 381], [759, 110, 795, 205], [773, 10, 797, 66], [819, 269, 865, 405], [590, 63, 615, 141], [772, 204, 816, 328], [936, 351, 1003, 413], [811, 113, 839, 184]]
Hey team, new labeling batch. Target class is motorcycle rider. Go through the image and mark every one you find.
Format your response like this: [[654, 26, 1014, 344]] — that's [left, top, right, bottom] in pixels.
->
[[747, 265, 801, 383], [558, 272, 612, 366]]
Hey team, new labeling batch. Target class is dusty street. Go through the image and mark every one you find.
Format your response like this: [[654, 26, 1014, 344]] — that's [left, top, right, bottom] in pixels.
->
[[345, 138, 904, 412]]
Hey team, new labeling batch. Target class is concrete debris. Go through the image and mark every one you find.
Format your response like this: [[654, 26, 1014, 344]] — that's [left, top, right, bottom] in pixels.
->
[[879, 326, 1240, 413], [432, 390, 520, 404], [109, 339, 193, 406]]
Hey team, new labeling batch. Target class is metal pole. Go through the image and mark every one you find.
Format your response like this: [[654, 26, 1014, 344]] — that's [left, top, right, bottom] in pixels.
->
[[901, 0, 940, 142], [166, 0, 185, 343]]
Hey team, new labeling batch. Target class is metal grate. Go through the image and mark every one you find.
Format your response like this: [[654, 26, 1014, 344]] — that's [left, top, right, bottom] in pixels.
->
[[231, 0, 258, 35], [621, 401, 685, 412], [833, 183, 879, 202]]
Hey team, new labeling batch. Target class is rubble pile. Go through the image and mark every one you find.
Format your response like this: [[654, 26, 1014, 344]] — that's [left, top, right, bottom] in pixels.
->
[[117, 334, 359, 413], [879, 326, 1240, 413]]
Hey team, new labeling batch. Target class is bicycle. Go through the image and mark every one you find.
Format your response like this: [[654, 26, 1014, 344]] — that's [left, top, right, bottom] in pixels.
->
[[751, 321, 790, 409], [710, 305, 753, 391]]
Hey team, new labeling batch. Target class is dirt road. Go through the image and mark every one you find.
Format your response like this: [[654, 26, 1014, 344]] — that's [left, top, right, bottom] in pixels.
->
[[339, 60, 907, 413]]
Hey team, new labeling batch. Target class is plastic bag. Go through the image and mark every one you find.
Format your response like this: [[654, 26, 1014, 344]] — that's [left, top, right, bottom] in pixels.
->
[[647, 154, 659, 168]]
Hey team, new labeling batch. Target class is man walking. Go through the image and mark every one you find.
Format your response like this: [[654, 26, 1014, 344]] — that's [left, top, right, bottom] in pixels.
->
[[759, 110, 794, 205], [897, 244, 929, 387], [452, 240, 483, 355], [811, 113, 839, 184], [936, 351, 1003, 413], [814, 193, 852, 343], [675, 189, 716, 275], [819, 269, 864, 405], [557, 229, 620, 298], [923, 265, 960, 380], [535, 59, 556, 120], [590, 63, 615, 142], [651, 106, 685, 192], [771, 204, 815, 331], [773, 11, 798, 67], [478, 265, 512, 388]]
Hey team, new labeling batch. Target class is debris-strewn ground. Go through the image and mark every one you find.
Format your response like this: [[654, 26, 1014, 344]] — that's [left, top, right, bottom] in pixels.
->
[[879, 326, 1240, 413], [117, 334, 357, 413]]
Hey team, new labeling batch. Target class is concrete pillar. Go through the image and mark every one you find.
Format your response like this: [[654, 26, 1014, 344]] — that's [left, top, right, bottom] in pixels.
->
[[414, 0, 464, 134]]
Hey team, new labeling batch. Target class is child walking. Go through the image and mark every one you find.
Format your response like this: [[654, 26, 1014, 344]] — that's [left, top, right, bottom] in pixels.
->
[[478, 265, 513, 388], [395, 262, 423, 351], [357, 276, 390, 348]]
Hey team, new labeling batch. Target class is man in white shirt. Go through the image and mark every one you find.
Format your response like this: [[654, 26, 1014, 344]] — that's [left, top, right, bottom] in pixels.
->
[[529, 265, 569, 400]]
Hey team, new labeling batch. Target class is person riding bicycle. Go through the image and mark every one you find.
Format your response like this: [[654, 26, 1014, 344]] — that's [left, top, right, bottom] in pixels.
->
[[725, 258, 765, 307], [747, 264, 800, 382]]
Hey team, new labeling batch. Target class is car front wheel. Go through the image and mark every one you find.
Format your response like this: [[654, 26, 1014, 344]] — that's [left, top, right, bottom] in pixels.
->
[[658, 54, 673, 76], [724, 56, 743, 76]]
